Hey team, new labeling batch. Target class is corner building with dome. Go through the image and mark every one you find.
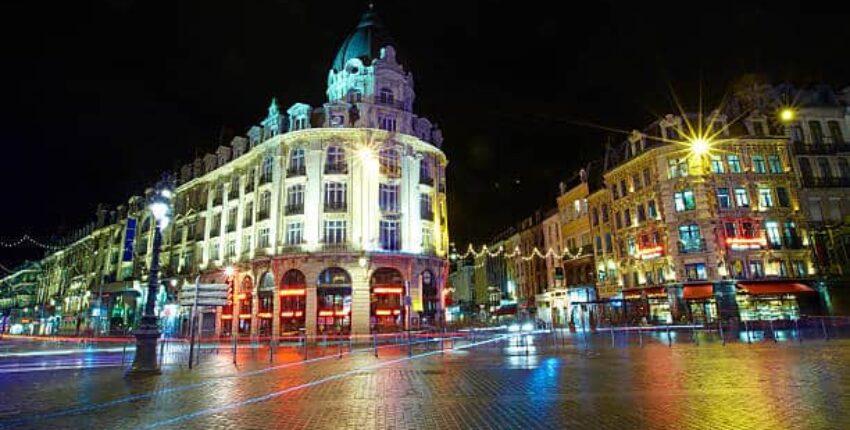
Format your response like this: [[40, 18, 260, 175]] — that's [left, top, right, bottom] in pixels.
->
[[172, 9, 449, 338]]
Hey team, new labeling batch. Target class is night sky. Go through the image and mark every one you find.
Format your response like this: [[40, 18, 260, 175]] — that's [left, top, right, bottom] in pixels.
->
[[2, 0, 849, 267]]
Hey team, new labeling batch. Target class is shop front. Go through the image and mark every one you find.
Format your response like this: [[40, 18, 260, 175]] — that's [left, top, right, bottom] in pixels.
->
[[279, 270, 306, 336], [316, 268, 352, 335], [682, 284, 717, 323], [735, 282, 819, 321], [236, 277, 253, 336], [370, 268, 404, 333], [257, 273, 275, 337], [623, 287, 671, 324]]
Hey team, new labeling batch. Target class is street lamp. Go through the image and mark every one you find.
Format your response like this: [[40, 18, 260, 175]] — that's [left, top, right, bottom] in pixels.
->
[[129, 174, 174, 375]]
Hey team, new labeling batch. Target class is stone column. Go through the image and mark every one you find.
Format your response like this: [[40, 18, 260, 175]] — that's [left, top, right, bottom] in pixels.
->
[[305, 285, 317, 337], [350, 265, 371, 339]]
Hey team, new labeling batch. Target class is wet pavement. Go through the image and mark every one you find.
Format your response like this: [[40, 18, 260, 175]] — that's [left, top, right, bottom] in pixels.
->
[[0, 331, 849, 429]]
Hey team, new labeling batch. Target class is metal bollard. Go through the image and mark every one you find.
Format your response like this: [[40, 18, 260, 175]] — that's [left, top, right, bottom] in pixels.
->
[[269, 337, 274, 364], [744, 320, 752, 344], [769, 320, 777, 343], [159, 338, 165, 368], [373, 333, 378, 358], [692, 325, 698, 346], [610, 327, 615, 347], [122, 342, 127, 366], [302, 334, 308, 361], [795, 318, 802, 343], [719, 320, 726, 346], [667, 325, 672, 347], [821, 319, 829, 341], [638, 327, 643, 348]]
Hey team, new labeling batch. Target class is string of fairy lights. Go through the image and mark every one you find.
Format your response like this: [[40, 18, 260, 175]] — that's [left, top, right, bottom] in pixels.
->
[[0, 234, 68, 251], [454, 243, 590, 263]]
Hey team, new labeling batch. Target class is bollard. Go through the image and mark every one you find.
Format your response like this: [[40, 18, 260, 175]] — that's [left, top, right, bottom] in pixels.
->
[[769, 320, 777, 343], [159, 338, 165, 368], [667, 325, 672, 347], [269, 337, 274, 364], [795, 319, 802, 343], [232, 337, 237, 365], [338, 335, 343, 359], [610, 327, 615, 347], [302, 334, 308, 361], [744, 320, 752, 344], [821, 319, 829, 341], [408, 331, 413, 357], [122, 342, 127, 367], [441, 328, 445, 355], [638, 327, 643, 348], [692, 325, 698, 346], [719, 320, 726, 346], [373, 333, 378, 358]]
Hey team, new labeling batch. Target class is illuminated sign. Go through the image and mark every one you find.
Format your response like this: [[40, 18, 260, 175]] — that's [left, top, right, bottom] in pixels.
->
[[636, 245, 663, 260], [726, 237, 766, 250], [372, 287, 403, 294], [280, 289, 306, 296]]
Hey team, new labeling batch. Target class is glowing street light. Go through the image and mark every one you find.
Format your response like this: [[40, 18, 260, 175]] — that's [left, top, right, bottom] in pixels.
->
[[224, 266, 236, 277], [780, 107, 796, 123], [690, 137, 710, 156]]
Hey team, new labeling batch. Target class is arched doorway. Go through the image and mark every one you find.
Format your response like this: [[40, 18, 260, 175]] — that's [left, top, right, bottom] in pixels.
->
[[421, 270, 438, 325], [257, 272, 275, 337], [280, 269, 306, 335], [237, 276, 253, 336], [370, 268, 404, 333], [317, 268, 352, 335]]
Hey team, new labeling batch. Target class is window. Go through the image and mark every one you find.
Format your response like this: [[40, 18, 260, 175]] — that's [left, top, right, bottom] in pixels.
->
[[838, 159, 850, 178], [324, 182, 347, 211], [379, 148, 400, 176], [647, 200, 657, 218], [674, 190, 696, 212], [595, 236, 602, 253], [288, 148, 305, 175], [793, 260, 807, 277], [684, 263, 707, 281], [768, 155, 783, 173], [637, 204, 646, 223], [259, 191, 272, 219], [227, 207, 237, 232], [735, 188, 750, 207], [379, 116, 397, 132], [724, 222, 737, 238], [421, 225, 432, 249], [325, 146, 347, 173], [776, 188, 790, 207], [230, 176, 240, 199], [799, 158, 813, 178], [286, 184, 304, 212], [632, 173, 642, 191], [245, 169, 255, 192], [242, 232, 252, 253], [790, 125, 804, 143], [623, 208, 631, 227], [828, 120, 844, 144], [643, 168, 652, 185], [379, 219, 401, 250], [323, 220, 347, 244], [758, 188, 774, 208], [717, 188, 731, 209], [420, 193, 433, 219], [668, 158, 689, 178], [604, 233, 613, 253], [809, 121, 824, 145], [619, 179, 627, 197], [727, 155, 742, 173], [258, 227, 270, 248], [752, 155, 766, 173], [765, 221, 781, 247], [818, 157, 831, 178], [379, 183, 400, 212], [742, 222, 755, 238], [378, 88, 394, 105], [752, 121, 766, 136], [783, 221, 798, 245], [710, 155, 725, 173], [243, 201, 253, 227], [601, 204, 609, 222], [749, 260, 764, 278], [678, 224, 702, 249], [627, 237, 636, 256], [211, 213, 222, 236], [419, 158, 432, 183], [591, 208, 599, 226], [286, 222, 303, 245], [612, 184, 619, 200], [209, 239, 220, 260], [227, 239, 236, 257], [614, 211, 622, 229], [261, 156, 274, 183]]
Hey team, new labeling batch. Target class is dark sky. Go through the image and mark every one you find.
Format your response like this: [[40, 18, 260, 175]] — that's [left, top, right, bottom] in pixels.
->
[[2, 0, 849, 267]]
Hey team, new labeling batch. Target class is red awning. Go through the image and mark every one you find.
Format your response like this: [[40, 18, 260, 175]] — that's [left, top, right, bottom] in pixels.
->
[[622, 287, 667, 300], [683, 284, 713, 300], [737, 282, 815, 295]]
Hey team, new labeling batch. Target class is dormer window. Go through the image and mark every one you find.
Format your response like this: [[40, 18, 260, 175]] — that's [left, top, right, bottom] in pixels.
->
[[378, 88, 394, 105], [292, 117, 308, 131], [347, 90, 362, 103]]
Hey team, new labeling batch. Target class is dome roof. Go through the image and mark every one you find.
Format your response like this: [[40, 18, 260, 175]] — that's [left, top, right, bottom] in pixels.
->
[[331, 7, 403, 72]]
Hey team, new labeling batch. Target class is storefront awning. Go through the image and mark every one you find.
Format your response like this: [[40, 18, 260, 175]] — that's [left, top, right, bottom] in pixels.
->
[[683, 284, 713, 300], [493, 304, 517, 315], [623, 287, 667, 300], [737, 282, 815, 295]]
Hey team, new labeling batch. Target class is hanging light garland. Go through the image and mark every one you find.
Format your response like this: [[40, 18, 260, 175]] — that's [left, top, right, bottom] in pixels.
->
[[0, 234, 69, 251], [453, 243, 590, 262]]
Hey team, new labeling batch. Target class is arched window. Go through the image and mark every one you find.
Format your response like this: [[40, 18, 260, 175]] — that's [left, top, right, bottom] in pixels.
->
[[591, 208, 599, 226], [378, 88, 394, 105], [318, 267, 352, 286], [601, 204, 609, 222], [379, 148, 400, 177], [288, 148, 305, 176], [325, 146, 347, 174]]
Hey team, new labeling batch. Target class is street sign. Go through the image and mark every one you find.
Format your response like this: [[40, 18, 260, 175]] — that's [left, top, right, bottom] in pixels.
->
[[179, 283, 229, 307]]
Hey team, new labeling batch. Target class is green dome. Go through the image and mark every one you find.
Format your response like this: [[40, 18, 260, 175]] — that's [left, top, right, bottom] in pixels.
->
[[332, 8, 403, 72]]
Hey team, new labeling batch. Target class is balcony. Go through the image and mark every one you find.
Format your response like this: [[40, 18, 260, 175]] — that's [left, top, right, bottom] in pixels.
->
[[380, 204, 400, 215], [419, 175, 434, 186], [375, 97, 409, 111], [800, 176, 850, 188], [324, 163, 348, 174], [257, 210, 270, 220], [768, 236, 805, 250], [209, 229, 220, 238], [286, 165, 306, 178], [792, 138, 850, 155], [324, 202, 347, 213], [380, 165, 401, 178], [678, 238, 707, 254], [321, 243, 351, 253], [285, 205, 304, 216]]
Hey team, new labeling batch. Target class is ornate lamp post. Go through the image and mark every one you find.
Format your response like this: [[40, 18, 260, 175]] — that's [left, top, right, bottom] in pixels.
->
[[129, 175, 174, 375]]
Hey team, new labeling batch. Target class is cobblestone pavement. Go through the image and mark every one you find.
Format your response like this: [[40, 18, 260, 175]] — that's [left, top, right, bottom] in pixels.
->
[[1, 333, 849, 430]]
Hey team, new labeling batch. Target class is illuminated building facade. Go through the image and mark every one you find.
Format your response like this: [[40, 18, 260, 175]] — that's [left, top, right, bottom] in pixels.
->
[[8, 8, 449, 338]]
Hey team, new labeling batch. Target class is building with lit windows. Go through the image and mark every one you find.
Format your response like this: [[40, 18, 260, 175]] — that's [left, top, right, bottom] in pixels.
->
[[591, 112, 815, 324], [10, 8, 449, 338]]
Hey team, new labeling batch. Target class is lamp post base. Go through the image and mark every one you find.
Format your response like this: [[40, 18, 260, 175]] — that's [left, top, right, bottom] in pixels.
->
[[127, 315, 161, 376]]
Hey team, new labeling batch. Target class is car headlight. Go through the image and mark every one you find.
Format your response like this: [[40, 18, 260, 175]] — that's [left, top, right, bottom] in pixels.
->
[[521, 322, 534, 332]]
